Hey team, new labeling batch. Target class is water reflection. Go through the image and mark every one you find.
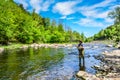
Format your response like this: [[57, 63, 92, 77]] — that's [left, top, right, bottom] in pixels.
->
[[79, 57, 85, 71], [79, 50, 85, 71], [0, 47, 64, 80]]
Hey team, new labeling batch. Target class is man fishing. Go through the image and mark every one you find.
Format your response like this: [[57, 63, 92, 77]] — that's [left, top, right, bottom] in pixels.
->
[[77, 40, 85, 68]]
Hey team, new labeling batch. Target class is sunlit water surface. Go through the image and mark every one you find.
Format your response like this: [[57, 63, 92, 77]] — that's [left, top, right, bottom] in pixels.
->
[[0, 43, 115, 80]]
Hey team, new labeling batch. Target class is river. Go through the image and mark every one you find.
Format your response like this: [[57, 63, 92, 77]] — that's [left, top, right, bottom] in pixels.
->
[[0, 43, 115, 80]]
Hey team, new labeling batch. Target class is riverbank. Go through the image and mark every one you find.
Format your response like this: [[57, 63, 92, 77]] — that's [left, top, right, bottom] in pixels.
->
[[94, 49, 120, 80], [0, 43, 74, 53], [90, 40, 120, 48]]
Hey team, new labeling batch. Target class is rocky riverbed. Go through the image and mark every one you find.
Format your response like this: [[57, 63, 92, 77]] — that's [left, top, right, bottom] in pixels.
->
[[75, 43, 120, 80], [0, 43, 120, 80], [93, 49, 120, 80]]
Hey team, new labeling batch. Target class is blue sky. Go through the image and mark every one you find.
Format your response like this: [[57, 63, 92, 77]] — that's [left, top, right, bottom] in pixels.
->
[[14, 0, 120, 37]]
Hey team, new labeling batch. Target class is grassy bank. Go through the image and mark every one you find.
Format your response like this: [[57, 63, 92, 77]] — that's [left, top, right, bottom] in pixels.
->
[[0, 42, 77, 50], [0, 43, 29, 49]]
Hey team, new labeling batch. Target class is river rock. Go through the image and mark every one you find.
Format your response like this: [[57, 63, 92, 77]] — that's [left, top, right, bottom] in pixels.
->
[[106, 44, 113, 47], [92, 65, 100, 70], [93, 54, 105, 61], [22, 45, 28, 49], [0, 48, 4, 53], [116, 42, 120, 49], [94, 49, 120, 79], [118, 47, 120, 49], [76, 71, 100, 80]]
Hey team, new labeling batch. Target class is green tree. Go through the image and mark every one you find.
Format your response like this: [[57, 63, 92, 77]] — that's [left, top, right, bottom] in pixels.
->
[[0, 0, 82, 44], [81, 32, 85, 41], [108, 7, 120, 24], [42, 18, 50, 30], [58, 23, 64, 32]]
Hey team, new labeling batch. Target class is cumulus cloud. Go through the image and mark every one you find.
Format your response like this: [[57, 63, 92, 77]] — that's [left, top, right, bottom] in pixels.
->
[[30, 0, 54, 13], [14, 0, 29, 9], [78, 0, 116, 18], [75, 0, 117, 27], [52, 0, 117, 28], [87, 0, 116, 10], [14, 0, 54, 13], [53, 0, 82, 16], [60, 16, 74, 20], [74, 18, 106, 27]]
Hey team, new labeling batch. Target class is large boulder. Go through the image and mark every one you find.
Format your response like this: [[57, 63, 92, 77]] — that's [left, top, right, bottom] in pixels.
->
[[76, 71, 100, 80]]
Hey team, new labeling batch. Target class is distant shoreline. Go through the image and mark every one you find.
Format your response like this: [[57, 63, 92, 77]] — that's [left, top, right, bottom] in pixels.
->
[[0, 43, 74, 53]]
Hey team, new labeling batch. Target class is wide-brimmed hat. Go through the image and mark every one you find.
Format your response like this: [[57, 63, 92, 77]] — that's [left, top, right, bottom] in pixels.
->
[[79, 40, 82, 43]]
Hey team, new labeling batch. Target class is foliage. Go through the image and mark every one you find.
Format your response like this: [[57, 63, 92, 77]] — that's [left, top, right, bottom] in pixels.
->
[[90, 24, 120, 43], [87, 7, 120, 43], [0, 0, 84, 45], [108, 7, 120, 24]]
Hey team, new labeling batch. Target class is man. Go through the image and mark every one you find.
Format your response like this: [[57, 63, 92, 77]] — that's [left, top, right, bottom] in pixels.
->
[[77, 40, 85, 67], [77, 40, 84, 58]]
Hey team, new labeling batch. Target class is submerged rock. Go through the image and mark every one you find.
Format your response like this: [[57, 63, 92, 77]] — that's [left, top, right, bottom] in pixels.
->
[[93, 54, 105, 61]]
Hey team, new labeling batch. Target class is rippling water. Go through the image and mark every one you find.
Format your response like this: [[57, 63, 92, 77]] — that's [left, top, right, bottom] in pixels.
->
[[0, 43, 115, 80]]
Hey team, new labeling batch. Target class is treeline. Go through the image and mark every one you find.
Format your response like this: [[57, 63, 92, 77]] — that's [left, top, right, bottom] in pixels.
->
[[93, 24, 120, 42], [87, 7, 120, 43], [0, 0, 85, 45]]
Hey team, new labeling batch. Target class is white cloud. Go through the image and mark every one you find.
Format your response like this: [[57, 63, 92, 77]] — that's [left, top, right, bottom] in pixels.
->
[[105, 18, 114, 23], [30, 0, 54, 13], [60, 16, 74, 20], [78, 0, 116, 18], [14, 0, 29, 9], [74, 18, 105, 27], [52, 0, 116, 28], [42, 0, 53, 11], [30, 0, 42, 13], [67, 17, 74, 20], [60, 16, 67, 19], [88, 0, 116, 10], [75, 0, 117, 28], [14, 0, 54, 13], [53, 0, 82, 16]]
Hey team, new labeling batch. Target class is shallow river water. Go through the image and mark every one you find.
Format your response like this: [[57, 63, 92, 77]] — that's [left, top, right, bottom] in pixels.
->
[[0, 43, 115, 80]]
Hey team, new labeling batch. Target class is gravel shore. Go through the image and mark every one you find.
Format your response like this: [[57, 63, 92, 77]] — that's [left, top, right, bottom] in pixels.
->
[[0, 43, 74, 54], [94, 49, 120, 80]]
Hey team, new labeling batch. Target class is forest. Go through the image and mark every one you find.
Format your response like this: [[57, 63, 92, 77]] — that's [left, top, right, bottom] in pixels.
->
[[88, 7, 120, 43], [0, 0, 120, 45], [0, 0, 85, 45]]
